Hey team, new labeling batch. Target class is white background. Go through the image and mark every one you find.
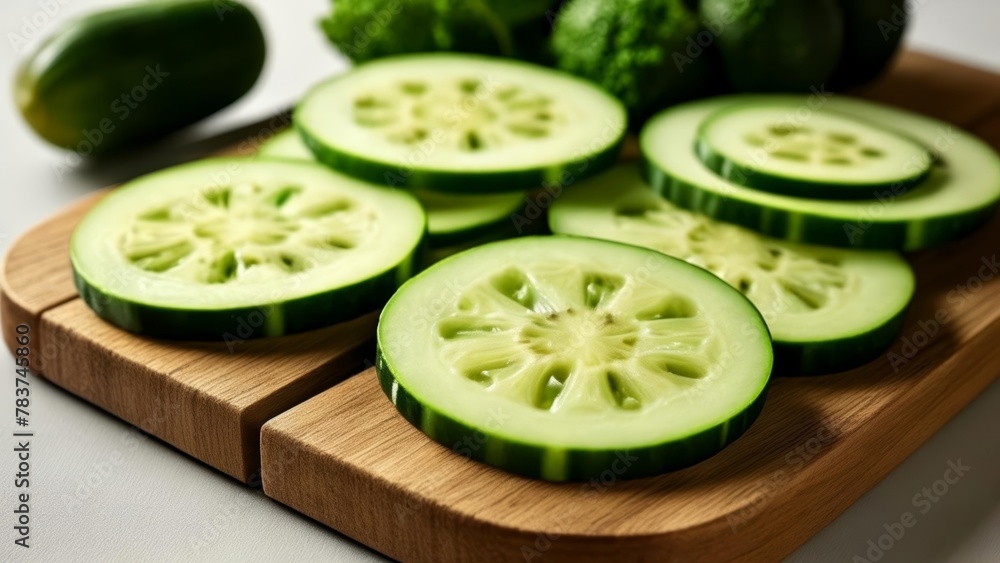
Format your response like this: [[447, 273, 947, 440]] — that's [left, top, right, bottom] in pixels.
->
[[1, 0, 999, 561]]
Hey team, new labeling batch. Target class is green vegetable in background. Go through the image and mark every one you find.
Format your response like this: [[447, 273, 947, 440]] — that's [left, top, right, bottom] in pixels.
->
[[16, 0, 266, 156], [551, 0, 717, 123], [831, 0, 909, 88], [321, 0, 554, 64], [701, 0, 844, 92]]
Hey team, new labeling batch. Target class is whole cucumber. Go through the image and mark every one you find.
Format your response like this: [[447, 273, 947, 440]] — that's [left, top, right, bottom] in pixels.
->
[[15, 0, 266, 156]]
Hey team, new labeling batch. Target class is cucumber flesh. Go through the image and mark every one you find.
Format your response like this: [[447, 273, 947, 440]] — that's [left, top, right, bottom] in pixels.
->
[[257, 129, 314, 160], [377, 236, 772, 480], [296, 54, 627, 193], [72, 159, 425, 340], [258, 129, 526, 247], [549, 164, 915, 375], [697, 102, 933, 199], [412, 189, 523, 246], [641, 95, 1000, 250], [426, 214, 535, 264]]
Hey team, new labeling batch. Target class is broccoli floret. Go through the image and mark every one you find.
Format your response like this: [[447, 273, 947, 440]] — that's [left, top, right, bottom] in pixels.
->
[[321, 0, 553, 63], [551, 0, 716, 123]]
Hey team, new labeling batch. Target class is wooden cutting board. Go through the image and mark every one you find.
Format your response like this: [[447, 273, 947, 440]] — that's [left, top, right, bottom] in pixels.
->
[[4, 51, 1000, 560]]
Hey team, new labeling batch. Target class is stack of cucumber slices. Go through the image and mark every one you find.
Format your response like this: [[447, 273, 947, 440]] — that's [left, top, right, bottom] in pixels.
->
[[70, 55, 1000, 481], [643, 96, 1000, 250]]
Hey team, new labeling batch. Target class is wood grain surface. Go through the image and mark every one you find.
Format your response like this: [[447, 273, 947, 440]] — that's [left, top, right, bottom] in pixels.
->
[[2, 50, 1000, 560]]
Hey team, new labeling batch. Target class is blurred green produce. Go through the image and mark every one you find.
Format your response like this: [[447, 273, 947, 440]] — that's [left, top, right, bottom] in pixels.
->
[[16, 0, 265, 156], [550, 0, 719, 123], [701, 0, 844, 92], [322, 0, 910, 128], [320, 0, 554, 63], [831, 0, 909, 87]]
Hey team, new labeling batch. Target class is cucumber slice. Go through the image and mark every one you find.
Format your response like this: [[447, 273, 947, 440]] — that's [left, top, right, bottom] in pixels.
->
[[641, 95, 1000, 250], [257, 129, 313, 160], [413, 189, 523, 247], [296, 53, 627, 193], [257, 129, 526, 247], [696, 102, 933, 199], [549, 165, 914, 375], [71, 159, 426, 340], [426, 215, 534, 264], [377, 236, 772, 480]]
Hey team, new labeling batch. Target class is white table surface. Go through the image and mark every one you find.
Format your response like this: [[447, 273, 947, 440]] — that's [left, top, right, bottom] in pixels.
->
[[1, 1, 998, 561]]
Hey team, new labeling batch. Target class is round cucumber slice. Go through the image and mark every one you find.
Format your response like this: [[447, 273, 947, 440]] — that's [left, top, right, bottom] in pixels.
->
[[696, 102, 934, 199], [72, 159, 426, 340], [377, 236, 773, 481], [641, 95, 1000, 250], [256, 129, 527, 247], [549, 165, 915, 375], [296, 53, 627, 193]]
